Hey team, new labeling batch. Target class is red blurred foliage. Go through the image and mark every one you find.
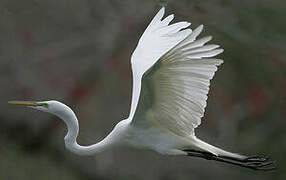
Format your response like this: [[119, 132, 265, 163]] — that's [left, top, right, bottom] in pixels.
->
[[270, 52, 284, 68], [7, 8, 22, 15], [211, 87, 234, 114], [107, 56, 131, 80], [43, 51, 55, 65], [248, 87, 270, 118], [15, 25, 35, 47], [69, 84, 90, 103], [122, 19, 134, 30]]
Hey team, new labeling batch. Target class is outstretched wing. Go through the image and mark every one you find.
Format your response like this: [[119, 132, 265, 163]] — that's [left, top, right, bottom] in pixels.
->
[[129, 8, 223, 137], [128, 7, 192, 119]]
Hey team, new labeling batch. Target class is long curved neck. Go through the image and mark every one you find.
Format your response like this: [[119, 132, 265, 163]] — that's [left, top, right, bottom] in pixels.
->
[[55, 106, 114, 156]]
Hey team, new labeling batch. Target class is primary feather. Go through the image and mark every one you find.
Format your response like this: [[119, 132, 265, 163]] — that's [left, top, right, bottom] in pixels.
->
[[130, 7, 223, 137]]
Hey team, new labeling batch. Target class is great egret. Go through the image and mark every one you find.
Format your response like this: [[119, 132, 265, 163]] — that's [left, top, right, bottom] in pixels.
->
[[9, 7, 275, 171]]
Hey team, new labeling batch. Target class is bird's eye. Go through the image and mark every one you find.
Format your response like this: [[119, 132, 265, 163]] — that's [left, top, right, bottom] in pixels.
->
[[36, 102, 49, 108]]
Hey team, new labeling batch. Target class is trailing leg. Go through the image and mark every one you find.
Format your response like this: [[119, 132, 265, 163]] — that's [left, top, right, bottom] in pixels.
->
[[184, 149, 276, 171]]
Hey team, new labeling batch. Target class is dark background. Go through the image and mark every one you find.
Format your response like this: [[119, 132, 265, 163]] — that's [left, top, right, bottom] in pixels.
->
[[0, 0, 285, 179]]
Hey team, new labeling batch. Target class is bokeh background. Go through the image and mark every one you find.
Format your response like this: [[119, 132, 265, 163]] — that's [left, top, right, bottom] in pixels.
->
[[0, 0, 285, 179]]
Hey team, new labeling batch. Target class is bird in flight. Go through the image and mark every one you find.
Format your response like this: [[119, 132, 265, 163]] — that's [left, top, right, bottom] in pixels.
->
[[9, 7, 275, 171]]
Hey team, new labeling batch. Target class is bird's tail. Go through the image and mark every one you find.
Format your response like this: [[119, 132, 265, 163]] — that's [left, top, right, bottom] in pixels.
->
[[184, 137, 276, 171], [191, 137, 245, 159]]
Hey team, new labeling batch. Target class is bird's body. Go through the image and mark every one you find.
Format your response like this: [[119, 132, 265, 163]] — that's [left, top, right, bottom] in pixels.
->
[[9, 7, 275, 171], [49, 101, 232, 157]]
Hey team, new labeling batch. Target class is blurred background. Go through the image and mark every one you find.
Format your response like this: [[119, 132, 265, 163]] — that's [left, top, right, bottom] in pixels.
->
[[0, 0, 285, 179]]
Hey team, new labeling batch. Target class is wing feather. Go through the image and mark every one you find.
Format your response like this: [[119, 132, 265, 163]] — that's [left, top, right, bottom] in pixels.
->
[[161, 14, 174, 26], [128, 7, 192, 119], [129, 8, 223, 137]]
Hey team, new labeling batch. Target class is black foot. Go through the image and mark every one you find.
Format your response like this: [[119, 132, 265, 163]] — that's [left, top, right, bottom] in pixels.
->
[[184, 150, 276, 171]]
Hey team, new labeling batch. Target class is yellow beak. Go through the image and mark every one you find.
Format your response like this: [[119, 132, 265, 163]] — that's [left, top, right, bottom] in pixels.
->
[[8, 101, 38, 106]]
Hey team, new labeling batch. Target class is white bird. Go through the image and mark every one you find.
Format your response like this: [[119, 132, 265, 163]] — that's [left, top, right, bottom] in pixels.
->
[[9, 7, 275, 170]]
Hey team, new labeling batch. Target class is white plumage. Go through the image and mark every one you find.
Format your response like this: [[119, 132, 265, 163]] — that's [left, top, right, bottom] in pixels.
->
[[9, 7, 275, 171], [129, 7, 224, 154]]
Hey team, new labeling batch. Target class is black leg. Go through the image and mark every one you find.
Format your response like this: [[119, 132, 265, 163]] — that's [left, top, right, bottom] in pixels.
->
[[183, 149, 276, 171]]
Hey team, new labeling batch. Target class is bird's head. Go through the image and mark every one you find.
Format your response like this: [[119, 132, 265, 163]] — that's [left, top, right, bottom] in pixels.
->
[[8, 100, 72, 117], [9, 100, 79, 146]]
